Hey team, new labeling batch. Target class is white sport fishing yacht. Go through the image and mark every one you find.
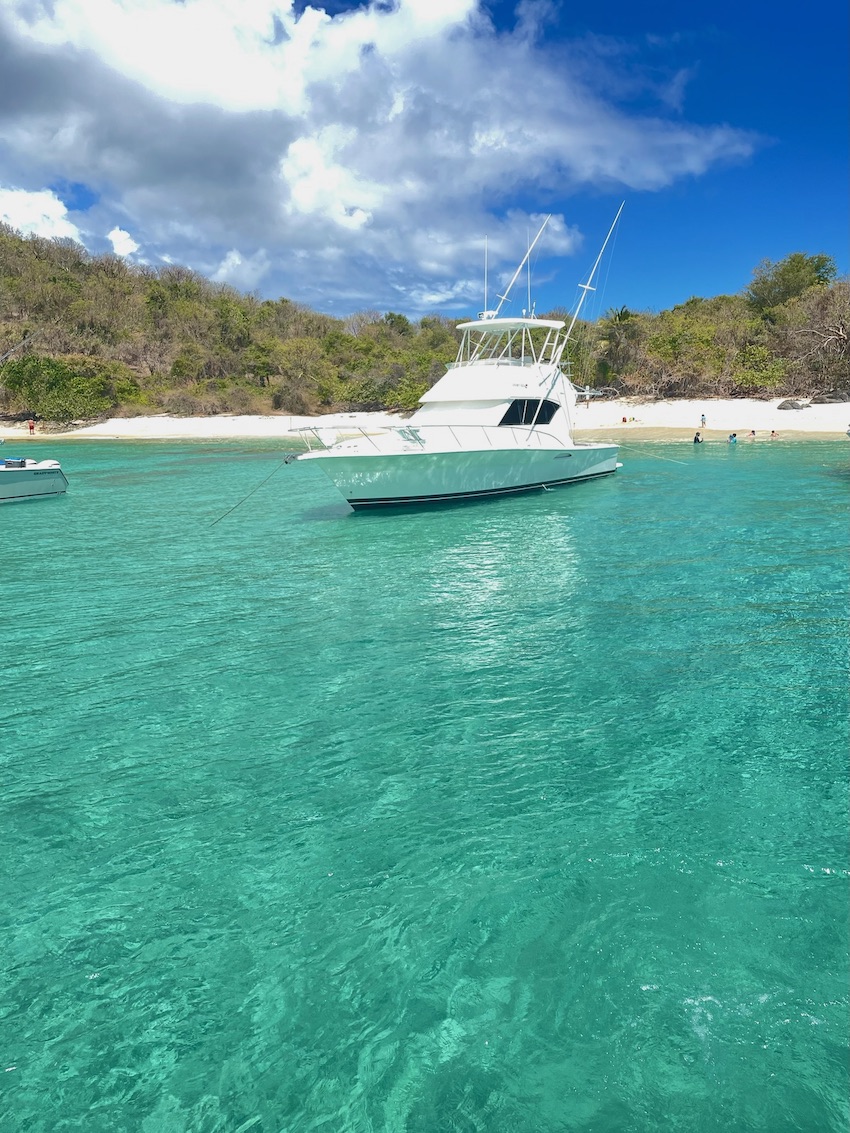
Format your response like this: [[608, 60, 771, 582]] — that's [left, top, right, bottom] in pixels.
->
[[299, 208, 622, 509], [0, 453, 69, 503]]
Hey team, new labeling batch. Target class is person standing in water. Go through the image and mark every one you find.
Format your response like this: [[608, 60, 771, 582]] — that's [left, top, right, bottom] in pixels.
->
[[693, 431, 703, 443]]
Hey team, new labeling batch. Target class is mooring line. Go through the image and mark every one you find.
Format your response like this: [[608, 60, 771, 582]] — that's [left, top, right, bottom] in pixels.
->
[[619, 446, 688, 466], [637, 453, 689, 465], [208, 459, 289, 527]]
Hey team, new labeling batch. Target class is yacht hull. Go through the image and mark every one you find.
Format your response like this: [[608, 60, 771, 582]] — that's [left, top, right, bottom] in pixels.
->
[[0, 463, 69, 503], [307, 444, 619, 508]]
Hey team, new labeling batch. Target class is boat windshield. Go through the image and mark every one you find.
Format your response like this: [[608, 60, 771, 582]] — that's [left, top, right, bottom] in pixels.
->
[[499, 399, 560, 426]]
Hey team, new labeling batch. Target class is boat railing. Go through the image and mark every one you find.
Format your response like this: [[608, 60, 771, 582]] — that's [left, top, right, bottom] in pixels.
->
[[296, 425, 388, 453], [444, 358, 543, 370], [298, 422, 568, 452]]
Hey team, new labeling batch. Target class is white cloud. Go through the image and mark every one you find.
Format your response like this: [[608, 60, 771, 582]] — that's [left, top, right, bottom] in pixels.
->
[[7, 0, 479, 114], [212, 248, 271, 290], [107, 226, 139, 256], [0, 1, 760, 313], [279, 130, 382, 229], [0, 186, 83, 241]]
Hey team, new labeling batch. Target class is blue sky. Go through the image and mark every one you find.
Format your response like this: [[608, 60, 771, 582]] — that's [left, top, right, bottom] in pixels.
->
[[0, 0, 846, 320]]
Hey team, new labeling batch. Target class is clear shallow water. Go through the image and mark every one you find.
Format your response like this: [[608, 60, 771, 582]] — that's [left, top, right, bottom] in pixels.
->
[[1, 438, 847, 1132]]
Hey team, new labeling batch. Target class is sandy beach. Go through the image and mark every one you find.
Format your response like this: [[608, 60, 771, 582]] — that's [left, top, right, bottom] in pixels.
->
[[0, 399, 847, 442]]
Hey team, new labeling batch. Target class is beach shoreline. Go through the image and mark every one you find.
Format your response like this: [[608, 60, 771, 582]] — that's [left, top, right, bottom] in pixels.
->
[[1, 398, 847, 442]]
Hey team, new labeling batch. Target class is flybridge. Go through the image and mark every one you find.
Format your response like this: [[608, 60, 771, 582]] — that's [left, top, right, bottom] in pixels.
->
[[450, 317, 568, 369]]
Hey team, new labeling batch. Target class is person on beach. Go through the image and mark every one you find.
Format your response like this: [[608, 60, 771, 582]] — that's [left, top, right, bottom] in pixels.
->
[[693, 431, 703, 443], [700, 414, 706, 427], [27, 418, 34, 435], [748, 430, 756, 439], [727, 433, 737, 443], [770, 430, 778, 439]]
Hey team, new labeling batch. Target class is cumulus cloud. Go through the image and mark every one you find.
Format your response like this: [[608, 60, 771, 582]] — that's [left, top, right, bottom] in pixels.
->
[[0, 0, 759, 314], [212, 248, 272, 290], [107, 226, 139, 256], [0, 186, 83, 240]]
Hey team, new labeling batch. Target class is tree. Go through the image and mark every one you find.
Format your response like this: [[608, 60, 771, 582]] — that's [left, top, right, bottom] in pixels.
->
[[731, 344, 786, 392], [598, 306, 642, 375], [245, 337, 287, 386], [270, 337, 339, 410], [213, 295, 252, 350], [383, 311, 412, 336], [768, 279, 850, 390], [746, 253, 836, 315], [170, 343, 210, 384], [2, 353, 142, 420], [345, 309, 382, 336]]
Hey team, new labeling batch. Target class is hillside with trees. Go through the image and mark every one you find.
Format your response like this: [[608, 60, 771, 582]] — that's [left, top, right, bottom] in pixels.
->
[[0, 222, 846, 423]]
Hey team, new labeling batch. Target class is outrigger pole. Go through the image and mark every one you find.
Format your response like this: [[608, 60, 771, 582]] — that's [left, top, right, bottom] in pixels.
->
[[528, 202, 625, 439], [559, 201, 625, 357], [0, 330, 39, 366], [493, 215, 551, 317]]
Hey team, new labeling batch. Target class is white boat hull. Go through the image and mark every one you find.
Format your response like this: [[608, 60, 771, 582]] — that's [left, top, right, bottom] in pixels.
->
[[297, 212, 626, 512], [0, 460, 69, 503], [307, 443, 618, 508]]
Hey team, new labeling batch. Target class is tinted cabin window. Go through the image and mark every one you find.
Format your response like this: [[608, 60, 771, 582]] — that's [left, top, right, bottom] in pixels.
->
[[499, 399, 559, 426]]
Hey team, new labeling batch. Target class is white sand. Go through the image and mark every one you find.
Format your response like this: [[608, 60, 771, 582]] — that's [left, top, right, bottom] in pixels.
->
[[0, 411, 400, 441], [571, 397, 848, 438], [1, 400, 847, 441]]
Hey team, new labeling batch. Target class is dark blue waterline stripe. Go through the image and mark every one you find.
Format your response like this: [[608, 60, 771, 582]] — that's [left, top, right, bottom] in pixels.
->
[[347, 469, 615, 508], [0, 490, 67, 502]]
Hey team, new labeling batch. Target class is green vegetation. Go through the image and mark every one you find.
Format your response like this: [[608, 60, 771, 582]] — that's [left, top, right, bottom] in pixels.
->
[[579, 254, 847, 399], [0, 222, 846, 422], [746, 252, 836, 315]]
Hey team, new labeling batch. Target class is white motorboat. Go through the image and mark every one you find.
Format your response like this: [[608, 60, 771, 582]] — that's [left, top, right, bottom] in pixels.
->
[[0, 454, 69, 502], [299, 209, 623, 509]]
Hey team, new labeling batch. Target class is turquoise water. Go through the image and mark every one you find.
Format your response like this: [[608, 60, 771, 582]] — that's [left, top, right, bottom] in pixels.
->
[[1, 438, 847, 1132]]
